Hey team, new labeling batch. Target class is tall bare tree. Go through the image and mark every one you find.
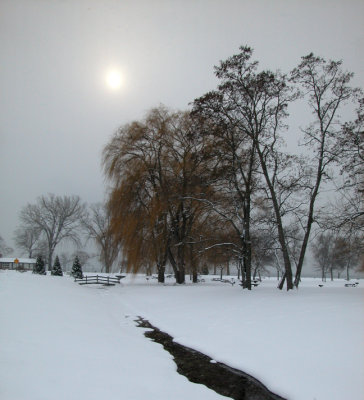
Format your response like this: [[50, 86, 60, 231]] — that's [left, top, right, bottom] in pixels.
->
[[193, 46, 362, 290], [19, 194, 86, 270], [290, 53, 362, 287], [192, 95, 260, 290], [194, 46, 300, 290]]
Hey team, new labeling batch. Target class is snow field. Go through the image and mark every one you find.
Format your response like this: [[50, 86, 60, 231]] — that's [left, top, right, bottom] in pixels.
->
[[1, 271, 363, 400]]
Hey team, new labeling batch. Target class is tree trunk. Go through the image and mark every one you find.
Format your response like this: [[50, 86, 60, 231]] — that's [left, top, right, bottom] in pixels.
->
[[175, 269, 185, 284], [294, 138, 326, 288], [176, 245, 186, 284], [278, 272, 286, 290], [157, 264, 165, 283], [256, 146, 293, 290], [322, 268, 326, 282], [346, 263, 350, 281], [243, 234, 252, 290], [48, 247, 53, 272], [192, 269, 198, 283], [167, 247, 178, 278]]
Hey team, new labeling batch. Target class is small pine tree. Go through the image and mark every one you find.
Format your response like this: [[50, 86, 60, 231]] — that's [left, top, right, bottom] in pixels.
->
[[33, 255, 46, 275], [51, 255, 63, 276], [71, 255, 83, 279]]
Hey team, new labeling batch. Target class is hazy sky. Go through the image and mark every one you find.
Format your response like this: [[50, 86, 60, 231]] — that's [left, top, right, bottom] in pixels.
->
[[1, 0, 363, 251]]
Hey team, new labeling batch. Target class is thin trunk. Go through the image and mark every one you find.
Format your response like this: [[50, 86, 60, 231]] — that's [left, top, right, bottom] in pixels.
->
[[167, 247, 178, 277], [294, 129, 326, 287], [278, 272, 286, 289], [189, 243, 198, 283], [322, 268, 326, 282], [346, 263, 350, 281], [256, 147, 293, 290], [176, 245, 186, 284], [48, 247, 53, 272], [243, 217, 252, 290]]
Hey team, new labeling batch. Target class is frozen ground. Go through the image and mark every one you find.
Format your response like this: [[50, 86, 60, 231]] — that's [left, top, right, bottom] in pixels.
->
[[0, 271, 363, 400]]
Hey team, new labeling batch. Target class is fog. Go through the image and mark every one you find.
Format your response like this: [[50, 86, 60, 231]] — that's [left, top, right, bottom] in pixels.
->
[[1, 0, 363, 254]]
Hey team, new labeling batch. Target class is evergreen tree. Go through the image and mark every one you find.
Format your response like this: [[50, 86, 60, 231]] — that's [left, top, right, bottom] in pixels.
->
[[51, 255, 63, 276], [71, 255, 83, 279], [33, 255, 46, 275]]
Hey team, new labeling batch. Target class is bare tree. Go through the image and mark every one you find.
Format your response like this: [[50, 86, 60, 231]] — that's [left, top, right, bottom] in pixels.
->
[[290, 53, 362, 287], [82, 203, 121, 273], [192, 93, 261, 290], [331, 234, 363, 281], [194, 46, 299, 290], [251, 231, 274, 281], [338, 97, 364, 193], [311, 233, 335, 282], [13, 225, 45, 258], [19, 194, 86, 270], [0, 235, 13, 257], [193, 47, 361, 290]]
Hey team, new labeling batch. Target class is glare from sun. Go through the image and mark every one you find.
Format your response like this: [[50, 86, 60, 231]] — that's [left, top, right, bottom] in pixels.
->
[[106, 70, 123, 90]]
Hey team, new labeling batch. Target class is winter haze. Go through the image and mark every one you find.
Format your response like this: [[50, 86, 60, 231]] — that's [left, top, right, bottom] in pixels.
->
[[1, 0, 363, 253]]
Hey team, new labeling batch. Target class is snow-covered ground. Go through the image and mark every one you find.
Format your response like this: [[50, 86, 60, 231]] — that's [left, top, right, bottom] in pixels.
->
[[0, 271, 363, 400]]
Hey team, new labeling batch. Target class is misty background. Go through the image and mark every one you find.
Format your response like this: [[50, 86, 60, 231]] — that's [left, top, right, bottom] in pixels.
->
[[1, 0, 363, 262]]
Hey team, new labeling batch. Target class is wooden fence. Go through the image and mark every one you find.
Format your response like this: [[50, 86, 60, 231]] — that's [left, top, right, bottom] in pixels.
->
[[74, 275, 125, 286]]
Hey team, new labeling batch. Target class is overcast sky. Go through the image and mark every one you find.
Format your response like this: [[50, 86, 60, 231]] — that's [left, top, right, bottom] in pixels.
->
[[1, 0, 363, 251]]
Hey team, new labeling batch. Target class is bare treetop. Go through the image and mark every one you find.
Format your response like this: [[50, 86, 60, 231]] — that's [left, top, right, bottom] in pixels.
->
[[19, 193, 86, 270]]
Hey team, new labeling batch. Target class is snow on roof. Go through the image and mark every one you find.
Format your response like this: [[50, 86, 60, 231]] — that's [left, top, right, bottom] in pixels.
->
[[0, 258, 36, 264]]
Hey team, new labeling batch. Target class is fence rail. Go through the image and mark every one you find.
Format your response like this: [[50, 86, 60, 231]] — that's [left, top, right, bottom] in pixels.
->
[[74, 275, 125, 285]]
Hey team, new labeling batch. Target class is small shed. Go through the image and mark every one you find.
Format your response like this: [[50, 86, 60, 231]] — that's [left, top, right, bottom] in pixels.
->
[[0, 257, 36, 271]]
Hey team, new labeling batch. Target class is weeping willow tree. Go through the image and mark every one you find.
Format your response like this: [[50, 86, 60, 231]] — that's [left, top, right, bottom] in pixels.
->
[[103, 106, 214, 283]]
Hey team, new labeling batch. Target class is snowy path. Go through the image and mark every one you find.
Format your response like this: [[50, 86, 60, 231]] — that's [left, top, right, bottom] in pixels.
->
[[1, 271, 363, 400]]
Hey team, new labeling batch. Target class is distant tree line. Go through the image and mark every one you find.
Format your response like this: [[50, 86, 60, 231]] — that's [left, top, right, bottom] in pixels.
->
[[13, 194, 120, 274], [102, 46, 363, 290]]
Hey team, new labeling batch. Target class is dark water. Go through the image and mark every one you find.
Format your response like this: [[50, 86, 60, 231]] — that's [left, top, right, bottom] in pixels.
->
[[135, 317, 287, 400]]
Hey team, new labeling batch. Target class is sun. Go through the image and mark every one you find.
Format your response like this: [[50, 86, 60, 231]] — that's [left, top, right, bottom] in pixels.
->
[[106, 70, 123, 90]]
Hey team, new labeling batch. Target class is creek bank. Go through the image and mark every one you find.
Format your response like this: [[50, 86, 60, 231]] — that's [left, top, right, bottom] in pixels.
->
[[135, 317, 286, 400]]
